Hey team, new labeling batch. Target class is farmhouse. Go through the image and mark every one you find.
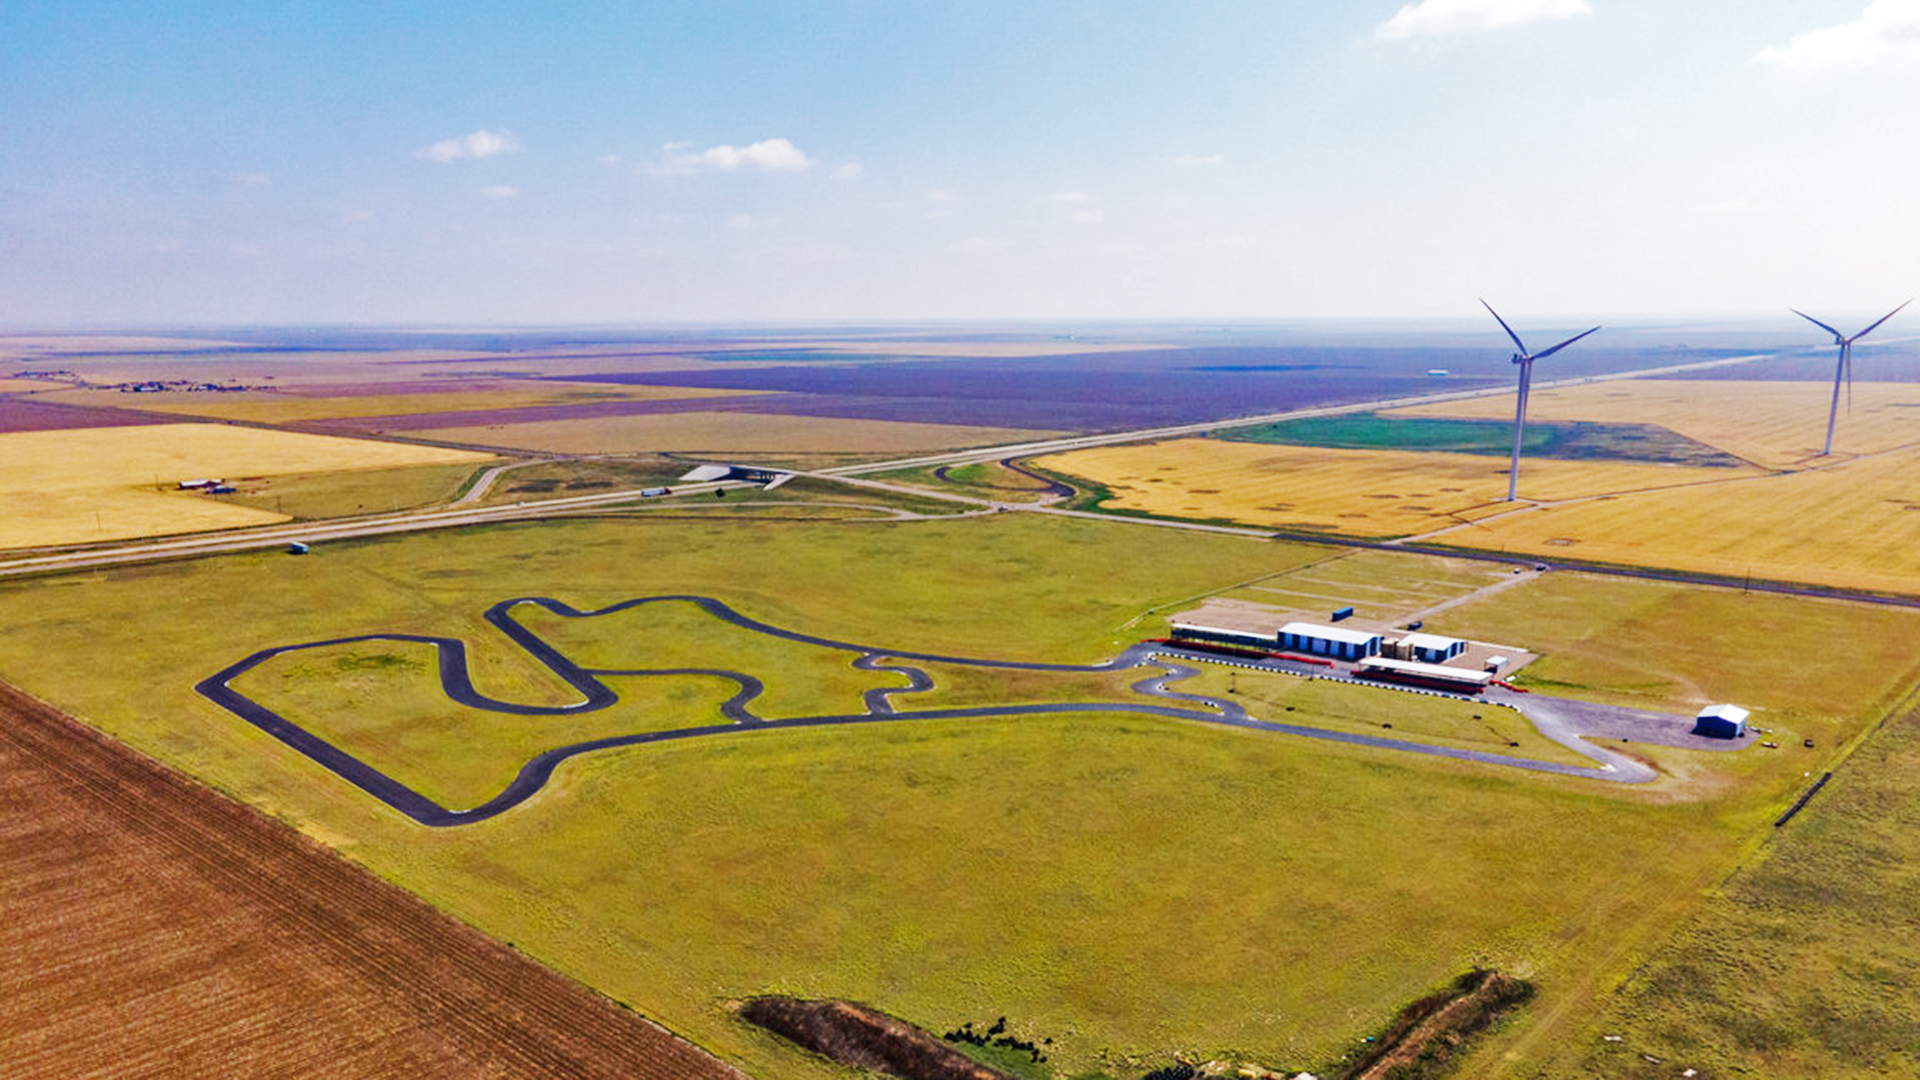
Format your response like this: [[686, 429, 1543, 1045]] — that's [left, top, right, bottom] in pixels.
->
[[1278, 622, 1384, 661], [1693, 704, 1750, 739]]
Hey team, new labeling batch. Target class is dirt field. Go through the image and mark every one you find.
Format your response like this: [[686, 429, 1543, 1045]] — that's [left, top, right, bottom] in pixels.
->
[[1036, 438, 1759, 537], [0, 423, 491, 549], [1386, 379, 1920, 469], [423, 411, 1063, 455], [0, 681, 746, 1080]]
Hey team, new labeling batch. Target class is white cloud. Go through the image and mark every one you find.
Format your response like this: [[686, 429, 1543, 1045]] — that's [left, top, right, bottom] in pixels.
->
[[1376, 0, 1592, 40], [831, 162, 865, 181], [418, 129, 523, 163], [1753, 1, 1920, 72], [1172, 154, 1224, 167], [1051, 191, 1091, 203], [652, 137, 815, 174], [479, 185, 521, 200], [949, 237, 1007, 255], [1070, 210, 1104, 224]]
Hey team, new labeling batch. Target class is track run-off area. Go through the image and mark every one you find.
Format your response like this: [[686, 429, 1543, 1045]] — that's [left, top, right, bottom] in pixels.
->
[[192, 594, 1742, 828]]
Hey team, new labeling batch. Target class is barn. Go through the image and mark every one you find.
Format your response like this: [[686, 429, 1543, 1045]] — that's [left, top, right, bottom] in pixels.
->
[[1693, 704, 1750, 739]]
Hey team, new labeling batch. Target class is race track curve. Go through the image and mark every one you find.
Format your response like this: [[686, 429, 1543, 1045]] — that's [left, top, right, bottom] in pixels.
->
[[196, 595, 1663, 827]]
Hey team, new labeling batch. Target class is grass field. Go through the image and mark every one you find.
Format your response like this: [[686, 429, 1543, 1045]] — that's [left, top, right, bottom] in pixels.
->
[[1035, 438, 1761, 538], [42, 381, 743, 423], [1557, 691, 1920, 1079], [0, 423, 491, 548], [217, 460, 488, 519], [422, 411, 1065, 458], [1387, 379, 1920, 469], [0, 515, 1909, 1079], [1204, 548, 1521, 629], [1430, 444, 1920, 595], [1221, 412, 1747, 468], [1176, 664, 1593, 767]]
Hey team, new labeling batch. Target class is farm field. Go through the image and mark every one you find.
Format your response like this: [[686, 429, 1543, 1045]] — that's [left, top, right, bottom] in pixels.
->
[[41, 380, 744, 423], [420, 410, 1063, 458], [1434, 444, 1920, 595], [1559, 692, 1920, 1079], [1387, 378, 1920, 469], [0, 682, 743, 1080], [0, 513, 1896, 1078], [217, 460, 488, 519], [1034, 437, 1760, 537], [1220, 411, 1747, 468], [0, 423, 491, 549]]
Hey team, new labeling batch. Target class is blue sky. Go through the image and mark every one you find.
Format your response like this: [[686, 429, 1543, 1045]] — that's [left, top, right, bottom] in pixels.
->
[[4, 0, 1919, 325]]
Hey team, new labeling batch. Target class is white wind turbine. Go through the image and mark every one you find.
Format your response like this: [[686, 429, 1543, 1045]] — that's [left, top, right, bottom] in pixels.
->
[[1790, 300, 1911, 456], [1481, 299, 1600, 502]]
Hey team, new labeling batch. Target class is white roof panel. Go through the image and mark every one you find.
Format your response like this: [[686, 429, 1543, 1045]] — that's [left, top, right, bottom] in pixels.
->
[[1697, 704, 1750, 723], [1280, 621, 1383, 646], [1399, 632, 1463, 651]]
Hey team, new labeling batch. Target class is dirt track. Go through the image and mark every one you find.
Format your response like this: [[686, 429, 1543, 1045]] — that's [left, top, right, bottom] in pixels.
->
[[0, 680, 749, 1079]]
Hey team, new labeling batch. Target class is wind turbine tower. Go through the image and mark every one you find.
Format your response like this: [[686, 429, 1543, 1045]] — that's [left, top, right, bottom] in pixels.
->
[[1481, 300, 1601, 502], [1790, 300, 1911, 456]]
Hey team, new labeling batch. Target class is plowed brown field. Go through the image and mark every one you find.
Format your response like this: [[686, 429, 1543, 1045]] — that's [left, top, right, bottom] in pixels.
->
[[0, 681, 748, 1080]]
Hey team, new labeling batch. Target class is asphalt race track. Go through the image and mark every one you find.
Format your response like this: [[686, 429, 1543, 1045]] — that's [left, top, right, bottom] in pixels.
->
[[196, 595, 1709, 827]]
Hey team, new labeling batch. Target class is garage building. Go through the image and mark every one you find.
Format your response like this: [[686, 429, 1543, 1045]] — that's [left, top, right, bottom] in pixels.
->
[[1278, 622, 1384, 661]]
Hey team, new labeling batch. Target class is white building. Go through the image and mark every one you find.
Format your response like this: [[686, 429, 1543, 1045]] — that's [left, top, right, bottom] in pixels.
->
[[1278, 622, 1384, 661], [1396, 632, 1466, 664], [1695, 704, 1749, 739]]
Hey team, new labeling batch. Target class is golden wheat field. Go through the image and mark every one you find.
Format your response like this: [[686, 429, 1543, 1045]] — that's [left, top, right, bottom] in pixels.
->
[[1445, 444, 1920, 594], [0, 424, 491, 549], [424, 412, 1066, 455], [1387, 379, 1920, 469], [1036, 438, 1761, 537]]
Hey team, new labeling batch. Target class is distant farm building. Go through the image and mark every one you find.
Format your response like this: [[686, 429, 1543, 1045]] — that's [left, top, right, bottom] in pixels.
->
[[1694, 704, 1750, 739], [679, 463, 794, 488], [178, 478, 222, 490]]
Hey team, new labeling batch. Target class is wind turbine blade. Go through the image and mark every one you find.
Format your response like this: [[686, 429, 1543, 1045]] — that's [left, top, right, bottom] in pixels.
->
[[1531, 325, 1602, 361], [1850, 298, 1913, 343], [1480, 298, 1529, 356], [1846, 344, 1854, 414], [1791, 309, 1845, 340]]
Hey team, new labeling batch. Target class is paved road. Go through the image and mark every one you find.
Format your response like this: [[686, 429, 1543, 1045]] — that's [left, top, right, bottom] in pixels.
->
[[196, 594, 1704, 827]]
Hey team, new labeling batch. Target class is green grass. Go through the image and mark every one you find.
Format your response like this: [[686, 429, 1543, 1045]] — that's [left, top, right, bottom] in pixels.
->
[[1549, 692, 1920, 1079], [511, 598, 895, 719], [0, 515, 1910, 1079], [218, 460, 492, 519], [1177, 665, 1595, 768], [1218, 413, 1748, 468], [232, 640, 740, 809]]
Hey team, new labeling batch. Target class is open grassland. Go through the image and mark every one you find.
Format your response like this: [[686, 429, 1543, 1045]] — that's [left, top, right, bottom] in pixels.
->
[[422, 411, 1065, 457], [42, 381, 742, 423], [1387, 379, 1920, 470], [0, 423, 491, 549], [1036, 438, 1759, 538], [514, 600, 899, 719], [1553, 694, 1920, 1079], [0, 683, 743, 1080], [1177, 665, 1593, 767], [1434, 444, 1920, 595], [1222, 412, 1747, 468], [1424, 572, 1920, 755], [218, 460, 489, 519], [1207, 548, 1520, 629], [0, 517, 1906, 1078], [0, 377, 63, 393]]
